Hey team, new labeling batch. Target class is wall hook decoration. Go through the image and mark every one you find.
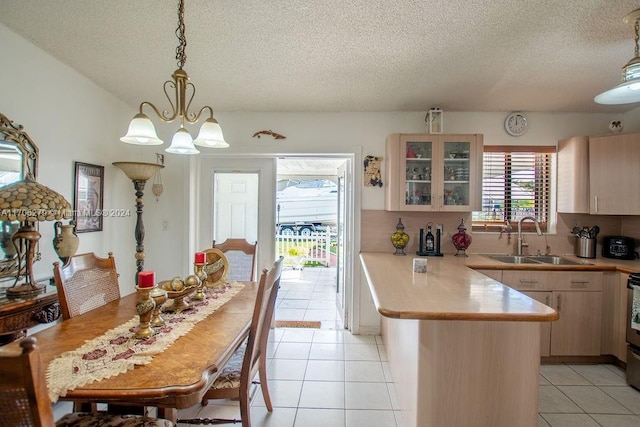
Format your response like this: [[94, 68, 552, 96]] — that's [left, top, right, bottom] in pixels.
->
[[252, 130, 286, 139], [364, 155, 383, 187]]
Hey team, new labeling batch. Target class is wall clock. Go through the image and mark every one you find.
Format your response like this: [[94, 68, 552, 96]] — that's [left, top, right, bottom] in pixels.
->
[[504, 112, 528, 136]]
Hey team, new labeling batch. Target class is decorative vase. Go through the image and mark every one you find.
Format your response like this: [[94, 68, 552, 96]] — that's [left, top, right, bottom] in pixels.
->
[[452, 219, 472, 257], [0, 221, 19, 259], [391, 218, 410, 255], [53, 221, 79, 263]]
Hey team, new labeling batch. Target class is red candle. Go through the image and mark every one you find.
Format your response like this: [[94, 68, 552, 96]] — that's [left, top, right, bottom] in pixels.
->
[[195, 252, 206, 264], [138, 271, 155, 288]]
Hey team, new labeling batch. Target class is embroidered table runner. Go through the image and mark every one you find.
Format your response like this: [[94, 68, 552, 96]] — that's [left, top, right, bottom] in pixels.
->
[[47, 282, 244, 403]]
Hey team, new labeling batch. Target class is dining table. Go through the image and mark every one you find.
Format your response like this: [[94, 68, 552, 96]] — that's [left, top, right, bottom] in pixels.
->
[[0, 281, 258, 423]]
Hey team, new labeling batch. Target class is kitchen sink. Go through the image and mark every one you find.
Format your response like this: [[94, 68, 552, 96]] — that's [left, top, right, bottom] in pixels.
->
[[486, 255, 540, 264], [526, 255, 584, 265], [484, 254, 588, 265]]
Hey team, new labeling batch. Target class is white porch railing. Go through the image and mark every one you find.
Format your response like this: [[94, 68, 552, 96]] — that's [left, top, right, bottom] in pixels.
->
[[276, 229, 333, 267]]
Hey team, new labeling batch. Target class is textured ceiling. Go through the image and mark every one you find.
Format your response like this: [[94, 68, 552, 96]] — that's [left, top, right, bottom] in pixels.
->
[[1, 0, 639, 113]]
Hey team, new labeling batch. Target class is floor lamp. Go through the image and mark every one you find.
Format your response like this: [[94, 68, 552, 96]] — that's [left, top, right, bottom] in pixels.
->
[[113, 162, 164, 285]]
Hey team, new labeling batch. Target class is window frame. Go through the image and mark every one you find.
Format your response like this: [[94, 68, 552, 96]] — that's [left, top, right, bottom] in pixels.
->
[[472, 145, 556, 233]]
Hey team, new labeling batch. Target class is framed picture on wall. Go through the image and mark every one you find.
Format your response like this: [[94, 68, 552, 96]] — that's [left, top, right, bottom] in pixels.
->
[[73, 161, 104, 232]]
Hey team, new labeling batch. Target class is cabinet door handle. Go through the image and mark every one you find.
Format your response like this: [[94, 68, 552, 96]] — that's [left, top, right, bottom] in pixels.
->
[[519, 280, 539, 283], [556, 294, 561, 311], [570, 280, 589, 289], [545, 295, 551, 305], [594, 196, 598, 213]]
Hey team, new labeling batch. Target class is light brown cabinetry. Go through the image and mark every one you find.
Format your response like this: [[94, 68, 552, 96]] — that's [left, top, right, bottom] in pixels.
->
[[385, 133, 483, 212], [557, 136, 589, 214], [589, 133, 640, 214], [502, 270, 603, 357], [601, 272, 628, 362], [557, 133, 640, 214]]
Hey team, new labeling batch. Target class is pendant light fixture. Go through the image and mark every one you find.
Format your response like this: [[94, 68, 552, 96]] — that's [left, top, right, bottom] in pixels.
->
[[120, 0, 229, 154], [595, 9, 640, 105]]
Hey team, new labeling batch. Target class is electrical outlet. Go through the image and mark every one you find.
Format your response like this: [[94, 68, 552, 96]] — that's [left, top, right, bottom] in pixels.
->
[[162, 220, 168, 231]]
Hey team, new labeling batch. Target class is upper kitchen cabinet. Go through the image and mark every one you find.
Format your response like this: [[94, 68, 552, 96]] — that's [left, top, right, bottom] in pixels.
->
[[557, 132, 640, 215], [385, 134, 483, 212], [557, 136, 590, 214], [589, 133, 640, 215]]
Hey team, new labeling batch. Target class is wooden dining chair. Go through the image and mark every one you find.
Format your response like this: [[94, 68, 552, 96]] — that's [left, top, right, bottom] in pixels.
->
[[180, 257, 284, 427], [211, 238, 258, 282], [0, 336, 174, 427], [53, 252, 120, 321]]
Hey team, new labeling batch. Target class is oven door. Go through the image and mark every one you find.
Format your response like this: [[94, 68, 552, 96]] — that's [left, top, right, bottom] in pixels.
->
[[627, 286, 640, 348]]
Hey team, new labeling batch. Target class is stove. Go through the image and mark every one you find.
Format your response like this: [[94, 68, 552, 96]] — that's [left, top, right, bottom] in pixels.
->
[[626, 273, 640, 389]]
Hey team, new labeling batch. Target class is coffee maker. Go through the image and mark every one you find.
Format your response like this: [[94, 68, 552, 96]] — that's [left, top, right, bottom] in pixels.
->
[[417, 222, 443, 256]]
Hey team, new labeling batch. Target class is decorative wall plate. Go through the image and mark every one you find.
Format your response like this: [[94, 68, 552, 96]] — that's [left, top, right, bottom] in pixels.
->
[[202, 248, 229, 287]]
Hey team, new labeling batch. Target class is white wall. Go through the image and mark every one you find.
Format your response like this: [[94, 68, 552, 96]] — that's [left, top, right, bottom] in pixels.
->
[[0, 22, 144, 295]]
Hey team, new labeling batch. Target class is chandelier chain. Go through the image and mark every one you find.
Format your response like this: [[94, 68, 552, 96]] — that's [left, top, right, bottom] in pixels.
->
[[175, 0, 187, 69]]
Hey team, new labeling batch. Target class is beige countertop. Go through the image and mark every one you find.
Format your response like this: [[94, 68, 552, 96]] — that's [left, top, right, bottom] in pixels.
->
[[360, 252, 559, 322]]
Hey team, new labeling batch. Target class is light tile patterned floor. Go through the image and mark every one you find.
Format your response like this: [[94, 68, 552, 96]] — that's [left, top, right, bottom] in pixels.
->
[[538, 364, 640, 426], [274, 267, 343, 330], [53, 268, 640, 427]]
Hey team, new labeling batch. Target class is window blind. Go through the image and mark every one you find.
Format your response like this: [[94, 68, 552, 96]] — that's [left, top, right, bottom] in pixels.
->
[[472, 146, 555, 232]]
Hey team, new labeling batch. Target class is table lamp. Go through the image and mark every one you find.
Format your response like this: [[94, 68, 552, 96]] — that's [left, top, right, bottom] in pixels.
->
[[0, 176, 71, 297], [112, 162, 164, 284]]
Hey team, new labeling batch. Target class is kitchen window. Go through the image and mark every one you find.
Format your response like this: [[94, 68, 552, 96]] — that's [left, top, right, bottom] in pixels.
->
[[472, 146, 555, 233]]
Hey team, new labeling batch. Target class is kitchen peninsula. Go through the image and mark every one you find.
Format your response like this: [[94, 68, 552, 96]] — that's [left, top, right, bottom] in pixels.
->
[[360, 252, 558, 427]]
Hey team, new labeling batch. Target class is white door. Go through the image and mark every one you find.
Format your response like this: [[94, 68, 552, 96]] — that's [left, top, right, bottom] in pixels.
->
[[213, 173, 259, 243], [336, 160, 351, 327], [196, 157, 276, 275]]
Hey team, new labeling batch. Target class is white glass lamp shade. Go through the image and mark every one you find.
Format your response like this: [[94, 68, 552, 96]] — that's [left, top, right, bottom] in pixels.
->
[[594, 59, 640, 104], [193, 118, 229, 148], [594, 79, 640, 104], [595, 9, 640, 105], [120, 113, 164, 145], [165, 127, 200, 155]]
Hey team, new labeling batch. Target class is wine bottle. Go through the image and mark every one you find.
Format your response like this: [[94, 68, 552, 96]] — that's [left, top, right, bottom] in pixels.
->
[[425, 224, 435, 252]]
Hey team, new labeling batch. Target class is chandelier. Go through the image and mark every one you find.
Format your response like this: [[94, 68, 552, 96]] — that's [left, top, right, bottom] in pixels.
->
[[120, 0, 228, 154], [595, 8, 640, 105]]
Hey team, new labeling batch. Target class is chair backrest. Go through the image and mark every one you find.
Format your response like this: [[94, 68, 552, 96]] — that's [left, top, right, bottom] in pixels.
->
[[212, 239, 258, 281], [0, 337, 55, 426], [53, 252, 120, 320], [242, 257, 283, 385]]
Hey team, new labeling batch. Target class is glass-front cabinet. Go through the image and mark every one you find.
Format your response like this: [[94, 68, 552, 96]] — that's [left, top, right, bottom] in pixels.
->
[[385, 133, 483, 212]]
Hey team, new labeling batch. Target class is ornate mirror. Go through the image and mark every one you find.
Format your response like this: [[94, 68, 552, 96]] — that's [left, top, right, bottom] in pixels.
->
[[0, 113, 38, 280]]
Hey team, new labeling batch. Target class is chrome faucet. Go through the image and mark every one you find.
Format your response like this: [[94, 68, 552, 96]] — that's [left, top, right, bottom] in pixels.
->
[[517, 216, 542, 255]]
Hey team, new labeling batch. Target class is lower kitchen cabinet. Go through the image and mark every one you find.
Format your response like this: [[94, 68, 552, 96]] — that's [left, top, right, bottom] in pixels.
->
[[601, 272, 629, 363], [520, 291, 553, 357], [502, 271, 603, 357]]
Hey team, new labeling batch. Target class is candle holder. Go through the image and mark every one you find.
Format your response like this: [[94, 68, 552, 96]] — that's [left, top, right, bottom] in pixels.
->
[[135, 284, 157, 339], [193, 263, 208, 300], [149, 286, 167, 327]]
